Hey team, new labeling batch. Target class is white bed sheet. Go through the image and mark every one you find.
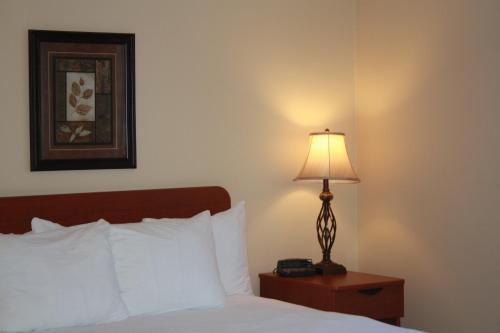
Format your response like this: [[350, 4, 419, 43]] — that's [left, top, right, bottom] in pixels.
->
[[45, 295, 422, 333]]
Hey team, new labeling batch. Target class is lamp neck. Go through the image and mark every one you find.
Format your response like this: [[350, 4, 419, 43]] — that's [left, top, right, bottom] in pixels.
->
[[319, 179, 333, 202]]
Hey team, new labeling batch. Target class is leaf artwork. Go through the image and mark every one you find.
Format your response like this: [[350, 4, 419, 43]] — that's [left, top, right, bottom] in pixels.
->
[[79, 130, 92, 137], [76, 104, 92, 115], [69, 94, 77, 108], [82, 89, 93, 99], [59, 125, 71, 133], [62, 124, 92, 143], [68, 77, 94, 119], [71, 82, 81, 96]]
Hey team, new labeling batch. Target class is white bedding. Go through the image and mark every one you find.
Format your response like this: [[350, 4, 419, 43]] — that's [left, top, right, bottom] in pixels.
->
[[44, 295, 422, 333]]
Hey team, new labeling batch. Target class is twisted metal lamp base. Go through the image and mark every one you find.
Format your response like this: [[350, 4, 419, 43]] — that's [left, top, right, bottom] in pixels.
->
[[315, 179, 347, 275]]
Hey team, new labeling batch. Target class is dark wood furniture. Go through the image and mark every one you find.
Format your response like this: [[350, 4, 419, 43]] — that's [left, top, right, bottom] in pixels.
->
[[259, 271, 404, 326], [0, 186, 230, 234]]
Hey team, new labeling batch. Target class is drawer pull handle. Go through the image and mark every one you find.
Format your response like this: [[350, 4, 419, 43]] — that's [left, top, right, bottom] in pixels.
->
[[357, 287, 383, 296]]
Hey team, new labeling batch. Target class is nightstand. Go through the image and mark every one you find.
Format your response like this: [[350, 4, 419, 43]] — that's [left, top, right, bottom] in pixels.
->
[[259, 271, 404, 326]]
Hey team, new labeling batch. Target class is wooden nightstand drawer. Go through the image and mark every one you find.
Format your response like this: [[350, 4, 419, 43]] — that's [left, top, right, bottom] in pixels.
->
[[259, 271, 405, 326], [334, 284, 404, 319]]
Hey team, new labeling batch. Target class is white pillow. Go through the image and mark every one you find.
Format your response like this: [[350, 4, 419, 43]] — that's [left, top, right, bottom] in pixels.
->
[[32, 212, 226, 316], [31, 217, 101, 232], [144, 202, 253, 296], [110, 211, 225, 315], [211, 202, 253, 295], [0, 221, 128, 332]]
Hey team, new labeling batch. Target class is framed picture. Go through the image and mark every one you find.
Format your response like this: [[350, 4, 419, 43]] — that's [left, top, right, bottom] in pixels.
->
[[29, 30, 136, 171]]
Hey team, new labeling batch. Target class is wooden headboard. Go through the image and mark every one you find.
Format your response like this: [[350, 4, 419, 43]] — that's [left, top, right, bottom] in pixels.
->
[[0, 186, 231, 234]]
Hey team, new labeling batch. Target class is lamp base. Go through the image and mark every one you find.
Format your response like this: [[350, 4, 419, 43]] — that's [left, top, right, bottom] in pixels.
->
[[315, 261, 347, 275]]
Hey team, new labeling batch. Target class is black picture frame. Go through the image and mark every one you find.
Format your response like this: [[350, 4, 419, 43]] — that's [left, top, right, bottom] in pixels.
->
[[29, 30, 136, 171]]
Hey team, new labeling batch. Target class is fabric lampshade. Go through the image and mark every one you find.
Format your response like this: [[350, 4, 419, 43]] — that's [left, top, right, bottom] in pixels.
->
[[295, 130, 360, 183]]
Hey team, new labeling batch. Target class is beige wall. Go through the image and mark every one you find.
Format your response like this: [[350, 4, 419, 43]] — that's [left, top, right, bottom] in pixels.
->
[[356, 0, 500, 332], [0, 0, 358, 292]]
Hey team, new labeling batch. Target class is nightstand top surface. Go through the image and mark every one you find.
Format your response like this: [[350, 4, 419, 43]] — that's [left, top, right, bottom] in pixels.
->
[[259, 271, 404, 291]]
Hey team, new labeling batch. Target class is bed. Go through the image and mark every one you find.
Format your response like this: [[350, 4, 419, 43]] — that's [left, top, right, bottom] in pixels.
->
[[0, 186, 421, 333]]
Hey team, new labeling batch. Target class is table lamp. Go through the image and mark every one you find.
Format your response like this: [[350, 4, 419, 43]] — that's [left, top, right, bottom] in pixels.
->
[[295, 129, 360, 275]]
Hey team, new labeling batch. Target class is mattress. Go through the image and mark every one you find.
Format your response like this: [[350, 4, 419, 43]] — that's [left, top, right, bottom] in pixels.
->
[[45, 295, 422, 333]]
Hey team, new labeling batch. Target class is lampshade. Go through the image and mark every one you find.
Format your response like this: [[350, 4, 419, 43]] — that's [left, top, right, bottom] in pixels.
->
[[295, 129, 360, 183]]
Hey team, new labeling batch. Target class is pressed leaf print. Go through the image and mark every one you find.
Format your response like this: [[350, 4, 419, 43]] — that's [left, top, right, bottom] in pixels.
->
[[59, 125, 71, 133], [69, 94, 77, 108], [71, 82, 81, 96], [56, 122, 94, 144], [82, 89, 93, 99], [66, 72, 95, 122], [76, 104, 92, 115], [80, 130, 92, 137]]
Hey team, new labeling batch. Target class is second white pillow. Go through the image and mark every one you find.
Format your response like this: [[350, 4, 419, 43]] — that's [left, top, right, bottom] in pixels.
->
[[110, 211, 225, 316], [144, 202, 253, 296]]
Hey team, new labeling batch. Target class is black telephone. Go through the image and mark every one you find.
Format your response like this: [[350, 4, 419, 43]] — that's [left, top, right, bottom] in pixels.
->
[[275, 258, 316, 277]]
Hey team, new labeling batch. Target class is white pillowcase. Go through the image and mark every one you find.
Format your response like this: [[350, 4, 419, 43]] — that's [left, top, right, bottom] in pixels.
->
[[144, 201, 253, 296], [110, 211, 225, 316], [211, 202, 253, 295], [31, 216, 101, 232], [32, 212, 226, 317], [0, 221, 128, 332]]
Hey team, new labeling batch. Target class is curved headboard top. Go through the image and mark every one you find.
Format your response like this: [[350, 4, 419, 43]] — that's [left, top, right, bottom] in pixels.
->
[[0, 186, 231, 234]]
